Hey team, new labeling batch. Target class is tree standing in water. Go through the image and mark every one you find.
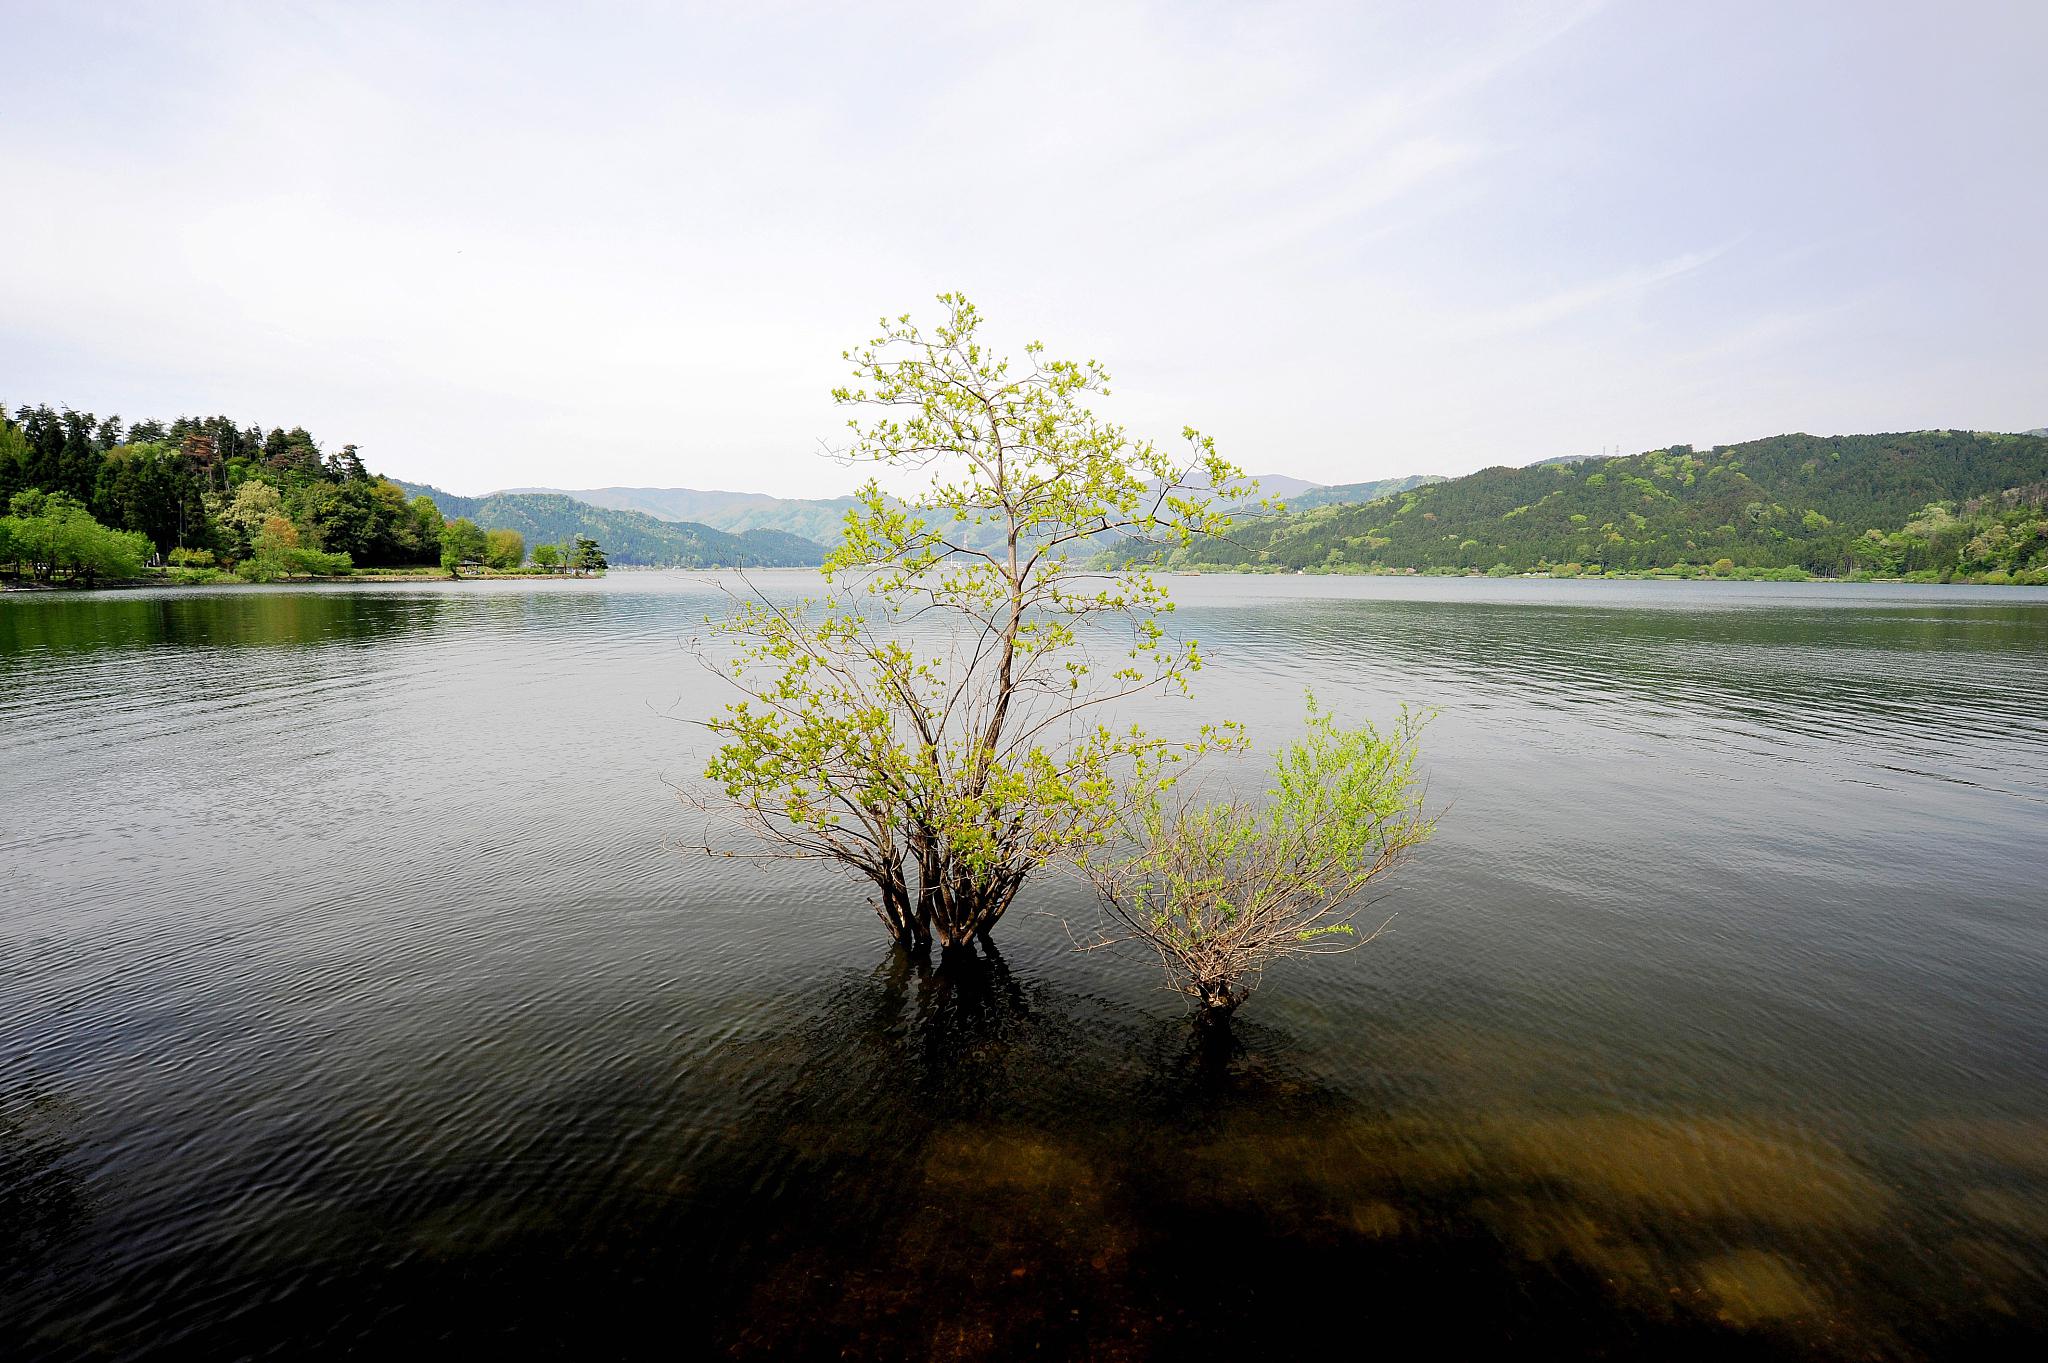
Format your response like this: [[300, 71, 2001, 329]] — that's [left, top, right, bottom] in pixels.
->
[[701, 294, 1248, 954], [1082, 700, 1434, 1018]]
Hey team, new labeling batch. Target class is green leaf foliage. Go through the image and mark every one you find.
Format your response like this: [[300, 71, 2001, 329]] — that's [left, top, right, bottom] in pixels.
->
[[438, 518, 489, 577], [1, 490, 155, 584]]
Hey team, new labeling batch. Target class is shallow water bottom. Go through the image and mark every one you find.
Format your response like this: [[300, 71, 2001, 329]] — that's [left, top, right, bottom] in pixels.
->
[[11, 951, 2042, 1361]]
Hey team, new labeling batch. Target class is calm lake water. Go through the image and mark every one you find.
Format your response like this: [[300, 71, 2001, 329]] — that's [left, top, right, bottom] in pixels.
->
[[3, 573, 2045, 1359]]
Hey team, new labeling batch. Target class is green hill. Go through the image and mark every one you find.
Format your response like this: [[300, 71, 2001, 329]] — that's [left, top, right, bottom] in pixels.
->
[[396, 483, 827, 567], [1149, 430, 2048, 578]]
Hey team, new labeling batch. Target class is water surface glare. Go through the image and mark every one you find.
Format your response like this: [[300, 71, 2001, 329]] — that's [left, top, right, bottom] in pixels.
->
[[3, 573, 2045, 1359]]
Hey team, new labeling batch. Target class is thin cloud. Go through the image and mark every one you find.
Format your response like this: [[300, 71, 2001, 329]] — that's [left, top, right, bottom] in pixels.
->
[[1442, 242, 1740, 341]]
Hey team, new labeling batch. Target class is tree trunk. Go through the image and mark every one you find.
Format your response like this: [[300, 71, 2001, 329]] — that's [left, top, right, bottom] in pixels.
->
[[920, 857, 1024, 951], [867, 862, 930, 953], [884, 823, 1033, 953]]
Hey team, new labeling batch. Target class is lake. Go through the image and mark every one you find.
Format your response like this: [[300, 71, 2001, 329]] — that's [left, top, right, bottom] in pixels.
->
[[3, 573, 2045, 1359]]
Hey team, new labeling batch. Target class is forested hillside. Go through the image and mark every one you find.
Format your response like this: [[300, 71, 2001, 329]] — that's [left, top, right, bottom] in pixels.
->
[[397, 483, 826, 567], [1152, 431, 2048, 581]]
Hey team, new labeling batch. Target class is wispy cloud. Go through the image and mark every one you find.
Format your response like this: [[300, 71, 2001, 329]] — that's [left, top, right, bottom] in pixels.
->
[[1441, 242, 1741, 341]]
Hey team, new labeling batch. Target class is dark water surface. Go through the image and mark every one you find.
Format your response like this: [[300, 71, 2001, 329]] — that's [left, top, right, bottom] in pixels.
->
[[3, 574, 2045, 1359]]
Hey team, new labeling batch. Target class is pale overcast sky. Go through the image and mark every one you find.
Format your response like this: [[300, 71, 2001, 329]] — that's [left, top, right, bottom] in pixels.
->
[[4, 1, 2044, 497]]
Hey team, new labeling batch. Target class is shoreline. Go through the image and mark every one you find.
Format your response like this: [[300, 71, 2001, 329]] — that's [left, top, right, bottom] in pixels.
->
[[1, 569, 604, 593], [8, 567, 2045, 594], [1151, 566, 2048, 587]]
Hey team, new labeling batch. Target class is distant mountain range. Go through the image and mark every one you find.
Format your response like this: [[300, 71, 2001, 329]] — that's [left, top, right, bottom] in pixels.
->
[[462, 472, 1425, 548], [1285, 474, 1444, 509], [496, 486, 863, 544], [394, 482, 827, 568], [1208, 473, 1326, 502], [405, 430, 2045, 568], [504, 474, 1343, 533]]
